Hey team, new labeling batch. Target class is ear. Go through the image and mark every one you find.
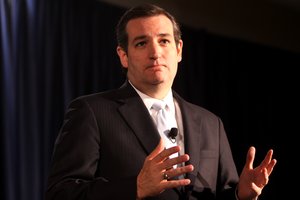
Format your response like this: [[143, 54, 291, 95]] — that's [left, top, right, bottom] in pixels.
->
[[177, 40, 183, 62], [117, 46, 128, 69]]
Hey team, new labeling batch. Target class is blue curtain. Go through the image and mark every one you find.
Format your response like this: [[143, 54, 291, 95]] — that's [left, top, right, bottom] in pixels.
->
[[0, 1, 125, 199], [1, 0, 299, 199]]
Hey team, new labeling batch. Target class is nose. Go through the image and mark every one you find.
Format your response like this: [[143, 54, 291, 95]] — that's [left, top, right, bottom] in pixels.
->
[[149, 42, 161, 60]]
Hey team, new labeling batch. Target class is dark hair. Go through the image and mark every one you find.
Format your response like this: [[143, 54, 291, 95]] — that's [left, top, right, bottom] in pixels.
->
[[116, 4, 182, 52]]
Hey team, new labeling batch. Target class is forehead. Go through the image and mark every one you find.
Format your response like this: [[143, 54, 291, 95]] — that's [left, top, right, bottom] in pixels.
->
[[126, 15, 174, 39]]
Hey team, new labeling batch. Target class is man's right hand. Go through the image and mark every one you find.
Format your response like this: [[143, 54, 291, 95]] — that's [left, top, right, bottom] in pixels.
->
[[136, 138, 194, 199]]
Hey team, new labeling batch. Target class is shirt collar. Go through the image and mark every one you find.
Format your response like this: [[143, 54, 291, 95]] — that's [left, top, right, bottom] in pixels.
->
[[129, 81, 175, 115]]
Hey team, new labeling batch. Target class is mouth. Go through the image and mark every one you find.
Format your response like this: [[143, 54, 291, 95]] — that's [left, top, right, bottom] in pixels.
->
[[146, 65, 165, 73], [147, 64, 165, 69]]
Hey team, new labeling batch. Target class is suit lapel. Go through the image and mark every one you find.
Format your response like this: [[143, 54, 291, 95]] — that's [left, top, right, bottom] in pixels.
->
[[173, 92, 201, 183], [117, 82, 161, 155], [116, 85, 202, 197], [117, 85, 202, 174]]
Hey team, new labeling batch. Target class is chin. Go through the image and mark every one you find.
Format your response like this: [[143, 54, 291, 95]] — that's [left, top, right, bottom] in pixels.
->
[[151, 79, 168, 86]]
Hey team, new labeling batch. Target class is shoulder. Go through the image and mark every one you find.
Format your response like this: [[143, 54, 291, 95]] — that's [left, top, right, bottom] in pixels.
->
[[68, 82, 137, 109]]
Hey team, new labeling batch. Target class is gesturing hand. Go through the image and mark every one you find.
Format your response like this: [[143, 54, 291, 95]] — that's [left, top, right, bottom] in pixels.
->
[[237, 146, 277, 200], [136, 138, 194, 199]]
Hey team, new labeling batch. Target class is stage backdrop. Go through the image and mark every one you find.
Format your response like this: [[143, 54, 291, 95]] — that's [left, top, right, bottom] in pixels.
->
[[1, 0, 298, 199]]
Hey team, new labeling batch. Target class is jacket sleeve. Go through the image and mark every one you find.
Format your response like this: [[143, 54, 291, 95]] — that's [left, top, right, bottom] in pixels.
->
[[45, 98, 137, 200], [216, 117, 239, 199]]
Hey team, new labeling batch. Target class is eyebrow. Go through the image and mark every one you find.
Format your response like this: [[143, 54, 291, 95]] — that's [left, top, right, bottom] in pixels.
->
[[132, 33, 172, 43]]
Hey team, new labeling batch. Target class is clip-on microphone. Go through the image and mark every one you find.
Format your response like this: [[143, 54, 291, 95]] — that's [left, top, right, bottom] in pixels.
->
[[168, 127, 178, 143]]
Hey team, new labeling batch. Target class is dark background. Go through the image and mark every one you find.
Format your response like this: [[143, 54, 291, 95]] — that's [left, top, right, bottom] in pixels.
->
[[1, 0, 298, 199]]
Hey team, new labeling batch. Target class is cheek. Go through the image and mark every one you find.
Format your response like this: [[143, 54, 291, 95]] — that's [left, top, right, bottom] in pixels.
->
[[169, 55, 179, 76], [127, 53, 144, 68], [171, 66, 178, 77]]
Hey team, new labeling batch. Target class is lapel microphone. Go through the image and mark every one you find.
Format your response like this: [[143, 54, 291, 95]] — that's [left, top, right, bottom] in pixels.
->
[[168, 128, 178, 142]]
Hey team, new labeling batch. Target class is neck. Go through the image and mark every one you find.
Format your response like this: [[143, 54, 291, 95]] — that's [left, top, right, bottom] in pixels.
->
[[128, 80, 171, 100], [145, 86, 170, 99]]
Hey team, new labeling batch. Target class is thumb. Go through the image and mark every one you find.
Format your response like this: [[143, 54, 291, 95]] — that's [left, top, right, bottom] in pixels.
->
[[245, 146, 255, 170]]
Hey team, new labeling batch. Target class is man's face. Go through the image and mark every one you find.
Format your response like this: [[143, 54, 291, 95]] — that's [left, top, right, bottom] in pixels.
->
[[117, 14, 183, 93]]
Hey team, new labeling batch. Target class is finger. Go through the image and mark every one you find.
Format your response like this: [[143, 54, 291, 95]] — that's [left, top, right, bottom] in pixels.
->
[[153, 145, 181, 163], [263, 168, 269, 184], [164, 164, 194, 179], [162, 154, 190, 169], [147, 138, 165, 160], [260, 149, 273, 168], [266, 158, 277, 175], [245, 146, 255, 169], [251, 182, 262, 196], [259, 149, 277, 175], [161, 178, 191, 190], [258, 168, 269, 188]]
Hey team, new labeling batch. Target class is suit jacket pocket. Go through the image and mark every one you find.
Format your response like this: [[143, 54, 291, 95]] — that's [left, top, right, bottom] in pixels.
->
[[193, 150, 218, 193]]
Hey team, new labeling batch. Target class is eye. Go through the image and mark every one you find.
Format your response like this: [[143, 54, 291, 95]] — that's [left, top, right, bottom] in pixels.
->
[[160, 39, 170, 45], [135, 41, 146, 47]]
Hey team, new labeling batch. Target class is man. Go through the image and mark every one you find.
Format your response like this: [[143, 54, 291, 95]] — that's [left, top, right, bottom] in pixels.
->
[[45, 4, 276, 200]]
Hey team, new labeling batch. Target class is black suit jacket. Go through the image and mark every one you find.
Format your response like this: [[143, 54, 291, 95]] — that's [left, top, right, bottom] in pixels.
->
[[46, 81, 239, 200]]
